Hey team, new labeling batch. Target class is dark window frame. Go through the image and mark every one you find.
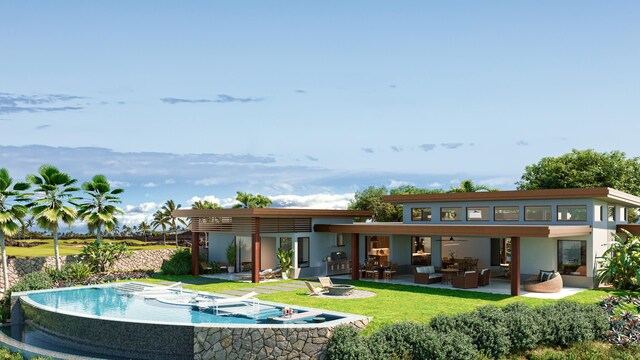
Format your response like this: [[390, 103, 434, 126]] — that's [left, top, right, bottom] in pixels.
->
[[594, 205, 603, 222], [524, 206, 552, 222], [411, 207, 432, 221], [557, 240, 587, 276], [440, 207, 463, 221], [466, 207, 490, 221], [494, 206, 520, 222], [297, 237, 310, 268], [557, 205, 588, 222]]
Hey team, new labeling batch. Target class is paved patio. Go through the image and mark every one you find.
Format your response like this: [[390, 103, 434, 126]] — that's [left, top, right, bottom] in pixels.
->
[[333, 274, 586, 299]]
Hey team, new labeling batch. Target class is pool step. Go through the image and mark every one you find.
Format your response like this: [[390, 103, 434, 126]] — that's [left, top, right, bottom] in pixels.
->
[[115, 283, 149, 294]]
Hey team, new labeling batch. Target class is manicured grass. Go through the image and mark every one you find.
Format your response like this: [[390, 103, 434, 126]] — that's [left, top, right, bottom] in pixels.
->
[[139, 275, 640, 335], [7, 239, 180, 257]]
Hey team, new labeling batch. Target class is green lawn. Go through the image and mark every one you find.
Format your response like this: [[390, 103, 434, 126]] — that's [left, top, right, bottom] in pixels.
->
[[7, 239, 180, 257], [139, 275, 637, 335]]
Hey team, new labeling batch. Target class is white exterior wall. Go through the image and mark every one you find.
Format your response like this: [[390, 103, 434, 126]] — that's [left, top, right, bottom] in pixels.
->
[[520, 237, 556, 276]]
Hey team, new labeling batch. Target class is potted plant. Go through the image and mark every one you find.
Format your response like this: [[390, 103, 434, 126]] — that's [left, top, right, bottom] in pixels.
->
[[226, 240, 236, 273], [277, 248, 295, 280], [449, 250, 456, 261]]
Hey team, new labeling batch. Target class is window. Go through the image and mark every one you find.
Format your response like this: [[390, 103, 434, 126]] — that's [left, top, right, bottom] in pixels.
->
[[525, 206, 552, 221], [411, 207, 432, 221], [297, 237, 310, 268], [595, 205, 603, 222], [467, 207, 489, 221], [411, 236, 431, 265], [494, 206, 519, 221], [490, 238, 511, 266], [557, 240, 587, 276], [279, 237, 292, 251], [620, 207, 628, 222], [440, 207, 463, 221], [557, 205, 587, 222], [608, 206, 615, 221]]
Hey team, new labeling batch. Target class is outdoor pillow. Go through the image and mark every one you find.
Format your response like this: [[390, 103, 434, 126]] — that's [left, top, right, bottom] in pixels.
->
[[425, 266, 435, 274], [416, 266, 427, 274], [464, 271, 476, 275], [480, 269, 488, 276], [539, 270, 554, 282]]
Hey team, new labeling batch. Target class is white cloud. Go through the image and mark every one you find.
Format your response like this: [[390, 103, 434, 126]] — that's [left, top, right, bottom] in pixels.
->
[[269, 193, 354, 209], [109, 180, 130, 187], [165, 178, 176, 184], [427, 182, 442, 188], [117, 202, 163, 226], [143, 182, 158, 188], [194, 177, 228, 186], [388, 180, 412, 188], [478, 177, 516, 187]]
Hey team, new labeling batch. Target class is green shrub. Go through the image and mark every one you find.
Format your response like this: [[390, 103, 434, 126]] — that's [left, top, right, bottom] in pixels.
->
[[503, 302, 543, 352], [161, 249, 192, 276], [458, 305, 511, 359], [413, 331, 477, 360], [62, 262, 94, 280], [8, 272, 53, 293], [537, 301, 608, 347], [326, 325, 370, 360], [367, 322, 429, 359], [81, 241, 130, 272]]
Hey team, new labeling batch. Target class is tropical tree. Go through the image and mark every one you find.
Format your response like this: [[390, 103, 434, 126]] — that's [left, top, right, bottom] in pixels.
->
[[597, 229, 640, 290], [348, 185, 444, 222], [111, 223, 120, 240], [162, 200, 186, 246], [448, 179, 498, 193], [76, 175, 124, 244], [138, 221, 151, 241], [151, 210, 170, 245], [19, 217, 32, 240], [232, 191, 272, 208], [191, 200, 222, 247], [0, 168, 30, 290], [26, 165, 79, 271]]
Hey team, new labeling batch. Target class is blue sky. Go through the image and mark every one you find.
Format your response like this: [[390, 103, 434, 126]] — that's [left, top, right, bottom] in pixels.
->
[[1, 1, 639, 226]]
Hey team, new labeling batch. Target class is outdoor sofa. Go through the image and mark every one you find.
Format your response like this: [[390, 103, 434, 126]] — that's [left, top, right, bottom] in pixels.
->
[[413, 265, 442, 284]]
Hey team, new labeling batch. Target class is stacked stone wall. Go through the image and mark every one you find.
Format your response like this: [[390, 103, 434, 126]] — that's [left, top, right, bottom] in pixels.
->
[[193, 319, 369, 360], [1, 249, 177, 291]]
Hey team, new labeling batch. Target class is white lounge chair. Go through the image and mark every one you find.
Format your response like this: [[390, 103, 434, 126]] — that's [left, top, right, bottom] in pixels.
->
[[212, 291, 259, 314], [139, 282, 184, 297]]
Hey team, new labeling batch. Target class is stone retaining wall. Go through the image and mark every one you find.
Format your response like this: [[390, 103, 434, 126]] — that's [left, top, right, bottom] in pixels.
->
[[193, 318, 370, 360], [0, 248, 177, 291]]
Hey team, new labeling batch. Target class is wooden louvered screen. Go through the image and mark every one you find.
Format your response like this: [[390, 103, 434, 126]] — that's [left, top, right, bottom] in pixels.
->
[[190, 217, 311, 233]]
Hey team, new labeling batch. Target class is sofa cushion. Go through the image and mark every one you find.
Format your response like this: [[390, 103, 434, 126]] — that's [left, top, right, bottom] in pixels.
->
[[430, 273, 443, 278], [539, 270, 554, 282], [480, 268, 488, 276], [415, 266, 427, 274], [464, 271, 476, 275], [425, 266, 435, 274]]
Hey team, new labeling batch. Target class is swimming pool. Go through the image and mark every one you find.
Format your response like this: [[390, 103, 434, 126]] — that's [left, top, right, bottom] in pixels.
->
[[10, 282, 370, 359]]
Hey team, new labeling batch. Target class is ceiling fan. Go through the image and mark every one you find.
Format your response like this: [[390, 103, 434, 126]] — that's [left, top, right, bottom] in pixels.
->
[[440, 236, 468, 246]]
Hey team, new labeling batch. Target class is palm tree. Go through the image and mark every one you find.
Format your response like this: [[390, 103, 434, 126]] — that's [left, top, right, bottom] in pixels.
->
[[23, 217, 35, 240], [27, 165, 79, 271], [232, 191, 272, 208], [138, 221, 151, 241], [0, 168, 30, 290], [111, 223, 120, 240], [162, 200, 187, 246], [191, 200, 222, 248], [449, 179, 499, 193], [151, 210, 170, 245], [121, 224, 132, 237], [77, 175, 124, 244]]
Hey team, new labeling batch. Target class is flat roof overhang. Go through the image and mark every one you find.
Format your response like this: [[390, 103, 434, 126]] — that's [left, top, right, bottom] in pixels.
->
[[617, 224, 640, 235], [172, 208, 372, 219], [383, 187, 640, 207], [314, 223, 592, 238]]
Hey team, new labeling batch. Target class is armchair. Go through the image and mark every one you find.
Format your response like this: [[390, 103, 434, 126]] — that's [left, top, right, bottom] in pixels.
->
[[451, 271, 479, 289], [413, 266, 442, 284]]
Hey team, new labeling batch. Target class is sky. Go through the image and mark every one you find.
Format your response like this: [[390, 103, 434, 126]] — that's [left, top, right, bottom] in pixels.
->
[[1, 1, 639, 228]]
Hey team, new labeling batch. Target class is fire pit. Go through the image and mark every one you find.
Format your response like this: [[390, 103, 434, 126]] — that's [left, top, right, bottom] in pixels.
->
[[327, 285, 355, 296]]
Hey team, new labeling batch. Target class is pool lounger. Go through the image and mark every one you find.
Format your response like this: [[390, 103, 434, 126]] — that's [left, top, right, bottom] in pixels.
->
[[212, 291, 259, 315]]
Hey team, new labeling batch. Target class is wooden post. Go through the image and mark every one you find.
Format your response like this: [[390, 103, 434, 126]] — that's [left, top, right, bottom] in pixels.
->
[[510, 237, 520, 296], [191, 231, 199, 276], [251, 218, 261, 283], [351, 233, 359, 280]]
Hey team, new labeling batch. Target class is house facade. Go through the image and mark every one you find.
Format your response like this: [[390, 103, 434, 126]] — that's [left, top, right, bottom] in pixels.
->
[[174, 187, 640, 296]]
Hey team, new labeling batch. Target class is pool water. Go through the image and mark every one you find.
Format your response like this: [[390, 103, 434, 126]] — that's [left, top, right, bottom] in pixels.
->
[[26, 285, 333, 325]]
